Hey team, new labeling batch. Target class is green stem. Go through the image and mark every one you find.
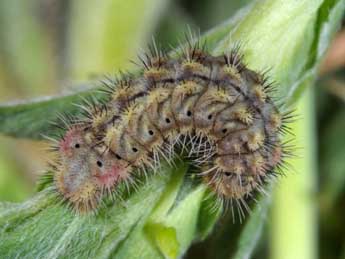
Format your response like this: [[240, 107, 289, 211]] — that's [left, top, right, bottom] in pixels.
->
[[270, 85, 318, 259]]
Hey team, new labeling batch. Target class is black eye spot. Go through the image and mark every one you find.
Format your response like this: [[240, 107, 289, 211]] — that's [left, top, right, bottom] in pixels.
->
[[165, 118, 171, 123], [208, 114, 213, 120], [97, 161, 103, 168], [74, 143, 80, 149], [148, 130, 154, 135], [222, 128, 227, 134], [225, 172, 231, 177], [115, 154, 122, 160], [187, 110, 192, 117], [132, 147, 138, 152]]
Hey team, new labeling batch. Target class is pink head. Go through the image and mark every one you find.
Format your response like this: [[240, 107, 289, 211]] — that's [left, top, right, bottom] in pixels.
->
[[55, 126, 129, 212]]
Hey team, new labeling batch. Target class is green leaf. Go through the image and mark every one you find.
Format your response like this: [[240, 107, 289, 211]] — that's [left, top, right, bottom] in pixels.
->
[[146, 185, 207, 258], [0, 88, 96, 139], [145, 223, 179, 259], [0, 165, 174, 258]]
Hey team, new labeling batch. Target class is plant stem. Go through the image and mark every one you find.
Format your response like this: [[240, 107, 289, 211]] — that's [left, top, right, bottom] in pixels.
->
[[270, 85, 318, 259]]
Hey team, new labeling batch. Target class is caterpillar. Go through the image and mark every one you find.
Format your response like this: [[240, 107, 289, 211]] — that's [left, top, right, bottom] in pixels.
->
[[50, 39, 293, 214]]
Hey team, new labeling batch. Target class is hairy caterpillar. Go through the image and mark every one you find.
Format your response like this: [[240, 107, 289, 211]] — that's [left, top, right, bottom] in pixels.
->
[[50, 39, 293, 214]]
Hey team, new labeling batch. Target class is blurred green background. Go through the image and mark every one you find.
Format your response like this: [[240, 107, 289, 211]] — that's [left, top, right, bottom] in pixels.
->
[[0, 0, 344, 258]]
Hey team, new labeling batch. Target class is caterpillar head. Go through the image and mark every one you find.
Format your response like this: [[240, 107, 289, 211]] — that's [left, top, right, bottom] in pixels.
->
[[55, 126, 129, 212]]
